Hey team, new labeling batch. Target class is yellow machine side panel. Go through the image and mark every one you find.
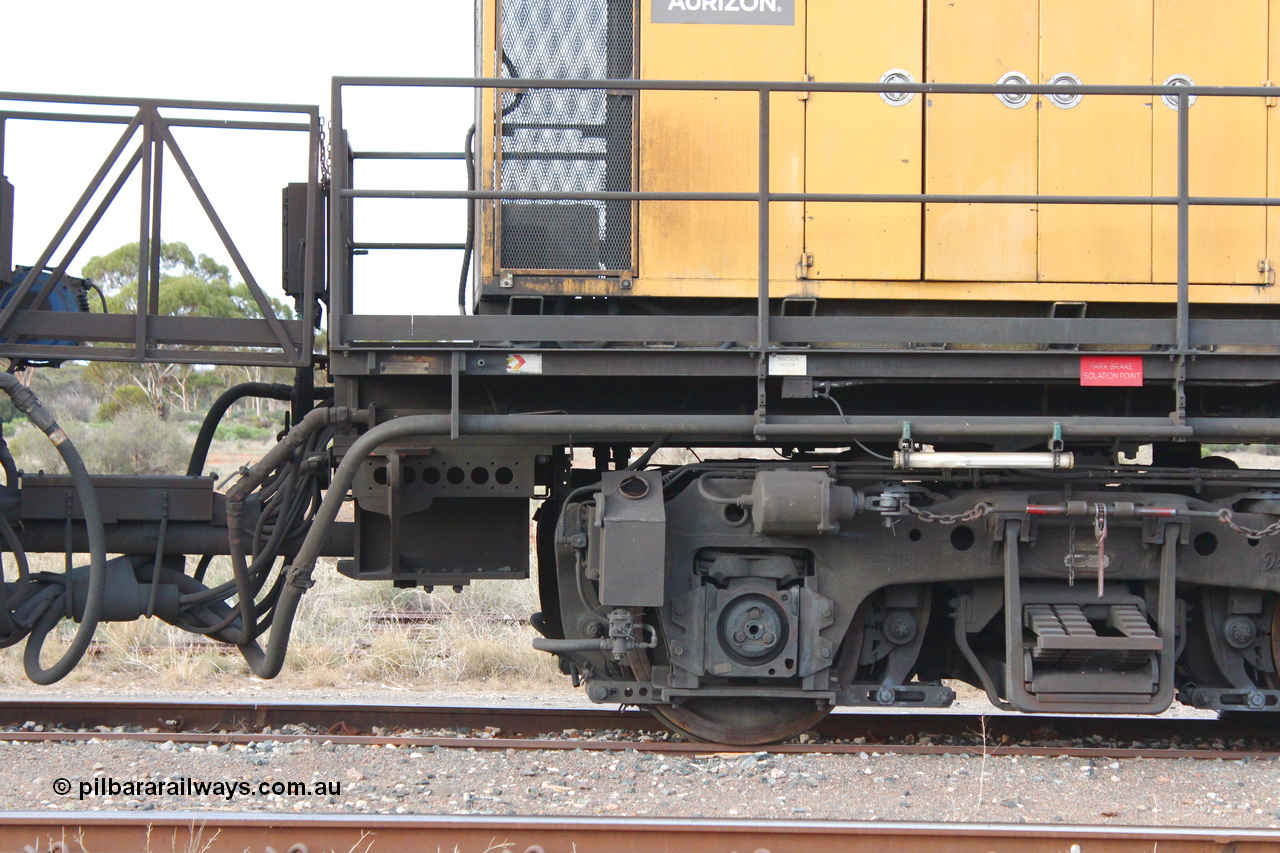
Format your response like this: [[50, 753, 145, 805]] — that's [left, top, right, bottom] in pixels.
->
[[1153, 0, 1268, 285], [1268, 0, 1280, 280], [637, 0, 805, 287], [924, 0, 1038, 282], [805, 0, 922, 281], [1038, 0, 1153, 283]]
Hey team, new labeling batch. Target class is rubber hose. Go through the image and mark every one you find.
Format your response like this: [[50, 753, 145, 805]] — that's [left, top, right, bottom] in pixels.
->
[[187, 383, 293, 477], [249, 413, 465, 679], [0, 373, 106, 684], [222, 406, 334, 646]]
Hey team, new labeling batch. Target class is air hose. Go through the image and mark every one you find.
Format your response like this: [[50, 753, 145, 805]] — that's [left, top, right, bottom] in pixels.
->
[[0, 372, 107, 684], [247, 412, 463, 679]]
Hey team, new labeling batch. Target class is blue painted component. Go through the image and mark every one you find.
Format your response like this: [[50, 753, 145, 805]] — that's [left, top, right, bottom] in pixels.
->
[[0, 266, 90, 347]]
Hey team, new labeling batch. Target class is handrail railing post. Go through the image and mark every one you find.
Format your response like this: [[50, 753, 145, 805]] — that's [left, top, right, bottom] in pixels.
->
[[330, 80, 348, 351], [1176, 90, 1190, 354], [757, 86, 770, 353]]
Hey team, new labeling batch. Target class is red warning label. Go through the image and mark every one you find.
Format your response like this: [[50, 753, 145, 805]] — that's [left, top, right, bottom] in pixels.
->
[[1080, 356, 1143, 387]]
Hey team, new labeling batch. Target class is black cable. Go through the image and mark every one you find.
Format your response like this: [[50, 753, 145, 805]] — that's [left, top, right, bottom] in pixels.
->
[[820, 390, 894, 462], [458, 124, 476, 315]]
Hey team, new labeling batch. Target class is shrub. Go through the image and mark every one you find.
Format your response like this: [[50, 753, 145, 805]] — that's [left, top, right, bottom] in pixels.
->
[[8, 411, 188, 476], [97, 386, 152, 422]]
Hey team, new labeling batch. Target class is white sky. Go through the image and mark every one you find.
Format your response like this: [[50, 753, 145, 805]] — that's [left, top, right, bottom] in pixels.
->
[[3, 0, 477, 318]]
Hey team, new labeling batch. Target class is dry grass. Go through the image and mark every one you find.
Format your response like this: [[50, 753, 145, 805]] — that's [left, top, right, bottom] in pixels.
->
[[0, 553, 560, 692]]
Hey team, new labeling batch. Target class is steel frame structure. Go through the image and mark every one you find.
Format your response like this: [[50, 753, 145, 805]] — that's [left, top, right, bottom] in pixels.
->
[[0, 92, 321, 368], [328, 76, 1280, 445]]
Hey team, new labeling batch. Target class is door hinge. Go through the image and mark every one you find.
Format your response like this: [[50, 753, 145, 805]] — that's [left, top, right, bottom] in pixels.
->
[[798, 74, 813, 101], [797, 252, 814, 279], [1260, 259, 1275, 285], [1265, 81, 1278, 108]]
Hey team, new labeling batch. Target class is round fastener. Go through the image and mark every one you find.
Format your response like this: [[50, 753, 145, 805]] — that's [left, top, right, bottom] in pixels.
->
[[879, 69, 917, 106], [1161, 74, 1197, 110], [671, 643, 685, 658], [994, 71, 1032, 108], [1247, 691, 1267, 709], [819, 646, 832, 660], [1046, 72, 1083, 109], [588, 684, 609, 702], [673, 605, 686, 617], [1224, 615, 1257, 649]]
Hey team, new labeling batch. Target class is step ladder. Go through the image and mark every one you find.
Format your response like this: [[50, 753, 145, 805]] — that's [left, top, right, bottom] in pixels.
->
[[1002, 518, 1178, 713]]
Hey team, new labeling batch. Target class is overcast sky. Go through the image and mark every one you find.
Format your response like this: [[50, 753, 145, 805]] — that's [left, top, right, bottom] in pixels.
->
[[4, 0, 477, 316]]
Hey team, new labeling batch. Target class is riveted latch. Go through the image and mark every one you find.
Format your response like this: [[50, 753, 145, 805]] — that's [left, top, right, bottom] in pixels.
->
[[796, 252, 814, 280], [798, 74, 813, 101], [1260, 259, 1275, 285], [500, 272, 514, 288]]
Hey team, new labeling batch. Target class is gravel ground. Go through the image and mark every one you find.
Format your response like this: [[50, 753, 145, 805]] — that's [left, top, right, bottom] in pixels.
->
[[5, 737, 1278, 827], [0, 686, 1270, 827]]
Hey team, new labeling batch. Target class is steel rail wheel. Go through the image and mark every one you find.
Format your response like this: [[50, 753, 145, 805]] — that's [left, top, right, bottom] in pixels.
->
[[623, 606, 864, 745]]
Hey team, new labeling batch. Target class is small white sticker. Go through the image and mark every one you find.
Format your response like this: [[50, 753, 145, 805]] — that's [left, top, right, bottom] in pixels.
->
[[768, 353, 807, 376], [506, 353, 543, 374]]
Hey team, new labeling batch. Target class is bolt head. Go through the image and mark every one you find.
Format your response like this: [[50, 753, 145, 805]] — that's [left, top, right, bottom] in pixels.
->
[[673, 605, 686, 617], [820, 607, 834, 620], [671, 643, 685, 658], [819, 646, 832, 660], [589, 684, 609, 702]]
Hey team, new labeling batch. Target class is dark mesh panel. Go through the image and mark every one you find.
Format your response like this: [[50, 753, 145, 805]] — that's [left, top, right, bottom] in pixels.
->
[[499, 0, 633, 271]]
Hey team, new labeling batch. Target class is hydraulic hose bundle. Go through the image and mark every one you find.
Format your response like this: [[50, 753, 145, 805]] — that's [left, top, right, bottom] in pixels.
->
[[0, 378, 339, 683], [0, 372, 106, 684]]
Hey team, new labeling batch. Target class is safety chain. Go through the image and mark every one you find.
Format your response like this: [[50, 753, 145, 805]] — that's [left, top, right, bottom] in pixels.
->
[[905, 501, 994, 525], [318, 119, 331, 183], [1216, 508, 1280, 540]]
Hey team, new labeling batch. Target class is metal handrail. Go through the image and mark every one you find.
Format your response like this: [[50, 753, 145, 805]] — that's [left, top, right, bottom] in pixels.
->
[[331, 77, 1278, 355], [0, 93, 322, 367]]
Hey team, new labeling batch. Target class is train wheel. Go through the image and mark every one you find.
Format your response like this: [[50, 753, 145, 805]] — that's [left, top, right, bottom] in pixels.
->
[[1266, 595, 1280, 691], [648, 697, 830, 745], [624, 606, 850, 745]]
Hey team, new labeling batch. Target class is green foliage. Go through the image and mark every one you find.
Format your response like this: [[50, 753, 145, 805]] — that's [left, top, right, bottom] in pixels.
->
[[0, 396, 19, 424], [10, 411, 188, 476], [83, 241, 292, 321], [213, 422, 274, 442], [97, 385, 151, 421]]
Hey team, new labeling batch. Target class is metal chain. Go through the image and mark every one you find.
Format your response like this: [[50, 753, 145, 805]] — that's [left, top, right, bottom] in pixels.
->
[[318, 119, 331, 183], [1216, 508, 1280, 540], [905, 501, 994, 525]]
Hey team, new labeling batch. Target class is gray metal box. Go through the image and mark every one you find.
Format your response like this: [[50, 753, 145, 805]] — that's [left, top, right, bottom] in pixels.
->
[[596, 470, 666, 607]]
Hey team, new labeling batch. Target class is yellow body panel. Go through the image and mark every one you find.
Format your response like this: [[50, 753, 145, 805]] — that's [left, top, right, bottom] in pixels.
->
[[1037, 0, 1153, 284], [1153, 0, 1268, 285], [638, 0, 805, 287], [924, 0, 1038, 282], [804, 1, 922, 280], [482, 0, 1280, 304], [1268, 0, 1280, 279]]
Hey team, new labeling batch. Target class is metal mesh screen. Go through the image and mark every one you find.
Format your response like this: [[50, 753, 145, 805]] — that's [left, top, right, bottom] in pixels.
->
[[498, 0, 633, 271]]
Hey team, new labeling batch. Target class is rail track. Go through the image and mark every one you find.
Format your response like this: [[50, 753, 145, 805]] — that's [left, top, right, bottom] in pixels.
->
[[4, 811, 1280, 853], [0, 699, 1276, 761]]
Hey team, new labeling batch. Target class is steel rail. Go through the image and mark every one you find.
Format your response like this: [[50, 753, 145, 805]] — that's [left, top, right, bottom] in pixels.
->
[[0, 728, 1272, 763], [2, 811, 1279, 853], [0, 701, 1273, 759]]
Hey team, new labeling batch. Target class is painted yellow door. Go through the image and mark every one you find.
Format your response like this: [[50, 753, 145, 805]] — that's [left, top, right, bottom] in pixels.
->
[[637, 0, 806, 289], [924, 0, 1038, 282], [1153, 0, 1268, 285], [1264, 0, 1280, 284], [1038, 0, 1152, 283], [804, 0, 923, 281]]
